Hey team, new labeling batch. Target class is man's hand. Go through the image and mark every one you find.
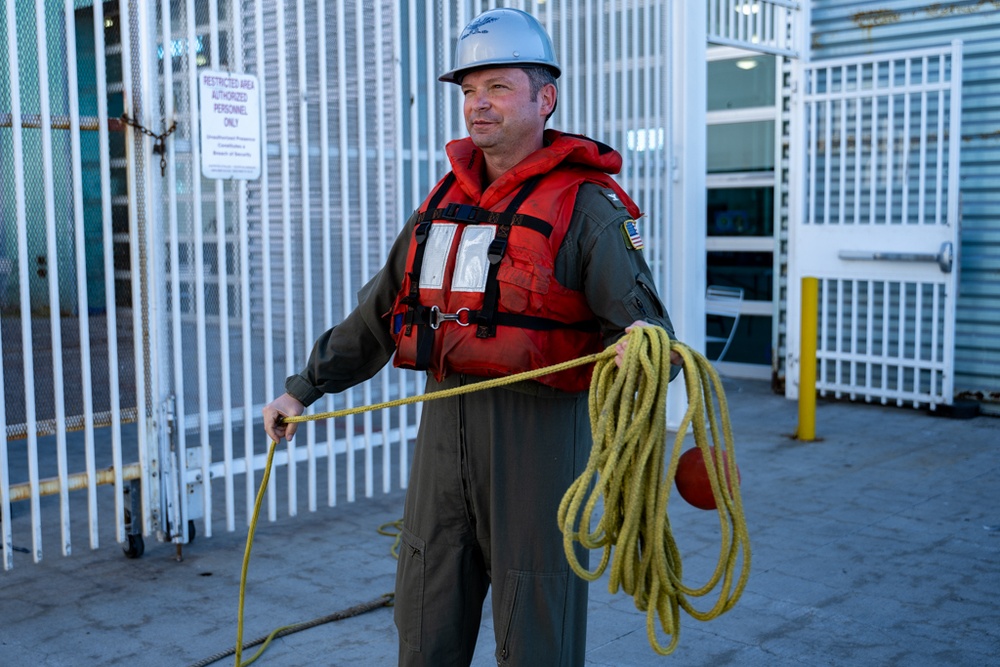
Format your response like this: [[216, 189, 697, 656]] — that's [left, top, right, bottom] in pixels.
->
[[614, 320, 684, 368], [262, 393, 305, 443]]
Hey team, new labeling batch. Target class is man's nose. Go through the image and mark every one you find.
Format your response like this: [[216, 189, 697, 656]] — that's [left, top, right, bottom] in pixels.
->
[[468, 91, 490, 110]]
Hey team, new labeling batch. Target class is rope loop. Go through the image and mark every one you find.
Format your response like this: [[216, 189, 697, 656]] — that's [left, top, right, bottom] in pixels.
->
[[557, 325, 751, 655]]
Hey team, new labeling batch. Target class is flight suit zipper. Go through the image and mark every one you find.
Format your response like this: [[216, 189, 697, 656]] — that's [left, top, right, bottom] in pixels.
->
[[458, 374, 477, 532]]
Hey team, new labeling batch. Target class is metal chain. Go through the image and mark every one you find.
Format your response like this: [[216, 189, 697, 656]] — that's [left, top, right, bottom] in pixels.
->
[[120, 113, 177, 176]]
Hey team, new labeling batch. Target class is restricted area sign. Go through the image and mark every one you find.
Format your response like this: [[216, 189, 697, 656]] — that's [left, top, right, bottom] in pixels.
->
[[198, 70, 261, 180]]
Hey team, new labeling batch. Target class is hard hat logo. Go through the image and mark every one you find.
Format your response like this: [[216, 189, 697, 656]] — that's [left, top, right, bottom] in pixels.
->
[[462, 15, 499, 39], [439, 8, 561, 84]]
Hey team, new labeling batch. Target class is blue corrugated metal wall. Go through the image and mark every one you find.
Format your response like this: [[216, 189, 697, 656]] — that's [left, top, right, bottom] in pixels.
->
[[810, 1, 1000, 404]]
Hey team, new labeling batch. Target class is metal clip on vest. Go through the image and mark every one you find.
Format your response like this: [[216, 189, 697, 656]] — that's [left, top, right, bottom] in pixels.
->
[[428, 306, 471, 330]]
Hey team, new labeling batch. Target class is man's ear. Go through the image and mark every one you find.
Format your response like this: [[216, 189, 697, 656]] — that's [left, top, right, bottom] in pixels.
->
[[539, 82, 557, 118]]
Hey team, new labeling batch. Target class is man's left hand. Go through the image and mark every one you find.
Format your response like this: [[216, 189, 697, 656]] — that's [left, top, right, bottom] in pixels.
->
[[614, 320, 684, 368]]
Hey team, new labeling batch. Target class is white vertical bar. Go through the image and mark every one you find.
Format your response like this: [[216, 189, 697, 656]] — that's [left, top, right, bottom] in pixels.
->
[[2, 0, 25, 568], [253, 0, 273, 523], [584, 0, 593, 135], [834, 279, 843, 397], [914, 282, 924, 404], [934, 54, 945, 226], [930, 283, 940, 400], [822, 67, 832, 225], [209, 0, 235, 533], [880, 281, 889, 403], [653, 0, 665, 273], [868, 63, 879, 226], [629, 3, 639, 194], [838, 65, 846, 226], [64, 0, 98, 549], [184, 0, 212, 536], [865, 280, 874, 401], [161, 0, 184, 545], [667, 0, 706, 424], [896, 282, 907, 406], [596, 0, 605, 140], [425, 3, 437, 176], [355, 1, 374, 498], [641, 0, 652, 249], [807, 87, 816, 225], [557, 1, 568, 130], [901, 58, 911, 226], [942, 40, 962, 404], [884, 60, 894, 226], [231, 0, 253, 536], [442, 0, 453, 140], [849, 279, 858, 399], [316, 0, 333, 509], [335, 0, 355, 503], [294, 0, 312, 517], [571, 0, 580, 132], [275, 0, 294, 520], [93, 0, 125, 544], [853, 63, 862, 226], [394, 1, 409, 490], [917, 57, 928, 226], [608, 0, 616, 157], [34, 0, 71, 557], [374, 0, 392, 494], [818, 279, 828, 394]]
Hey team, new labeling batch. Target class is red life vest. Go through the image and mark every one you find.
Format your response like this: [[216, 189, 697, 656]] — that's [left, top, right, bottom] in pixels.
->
[[390, 131, 640, 392]]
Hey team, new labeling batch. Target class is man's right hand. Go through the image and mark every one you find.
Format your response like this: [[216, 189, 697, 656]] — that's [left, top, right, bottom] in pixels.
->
[[262, 393, 305, 443]]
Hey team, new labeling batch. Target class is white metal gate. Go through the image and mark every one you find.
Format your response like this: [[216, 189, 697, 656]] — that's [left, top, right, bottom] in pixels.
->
[[2, 0, 678, 569], [787, 41, 963, 407]]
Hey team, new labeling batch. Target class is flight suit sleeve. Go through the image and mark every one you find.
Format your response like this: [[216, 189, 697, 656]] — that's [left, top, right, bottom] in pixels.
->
[[558, 182, 680, 378], [283, 215, 415, 407]]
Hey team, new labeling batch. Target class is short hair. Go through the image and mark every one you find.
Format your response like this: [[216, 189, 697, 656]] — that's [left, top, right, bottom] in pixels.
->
[[522, 66, 558, 120]]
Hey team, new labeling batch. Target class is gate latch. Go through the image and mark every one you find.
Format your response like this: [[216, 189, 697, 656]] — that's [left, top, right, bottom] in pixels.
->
[[838, 241, 953, 274]]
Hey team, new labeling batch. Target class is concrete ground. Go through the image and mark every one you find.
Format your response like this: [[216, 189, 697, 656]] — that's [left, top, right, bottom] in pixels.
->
[[1, 377, 998, 666]]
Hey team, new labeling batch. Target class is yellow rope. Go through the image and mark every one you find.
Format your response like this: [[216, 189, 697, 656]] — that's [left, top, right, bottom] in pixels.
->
[[557, 325, 751, 655], [235, 326, 750, 664], [235, 347, 613, 665]]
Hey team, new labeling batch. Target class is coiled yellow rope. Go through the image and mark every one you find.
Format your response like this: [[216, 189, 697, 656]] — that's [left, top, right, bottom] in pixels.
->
[[235, 326, 749, 664], [558, 325, 751, 655]]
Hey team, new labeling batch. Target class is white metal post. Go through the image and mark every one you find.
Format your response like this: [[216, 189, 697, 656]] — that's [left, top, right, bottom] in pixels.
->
[[667, 0, 707, 429]]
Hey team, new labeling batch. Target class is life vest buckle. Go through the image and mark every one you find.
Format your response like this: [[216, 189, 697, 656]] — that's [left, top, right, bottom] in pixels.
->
[[428, 306, 472, 330], [443, 203, 480, 221]]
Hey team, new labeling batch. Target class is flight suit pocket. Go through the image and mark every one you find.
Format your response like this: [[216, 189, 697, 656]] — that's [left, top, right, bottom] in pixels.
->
[[495, 569, 568, 666], [624, 274, 664, 321], [394, 528, 426, 652]]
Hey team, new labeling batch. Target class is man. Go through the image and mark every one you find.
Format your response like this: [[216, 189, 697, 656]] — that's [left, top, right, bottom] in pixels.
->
[[263, 8, 678, 666]]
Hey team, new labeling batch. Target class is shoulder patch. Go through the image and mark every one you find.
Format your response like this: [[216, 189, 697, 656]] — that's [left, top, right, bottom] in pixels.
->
[[602, 188, 628, 210], [621, 218, 644, 251]]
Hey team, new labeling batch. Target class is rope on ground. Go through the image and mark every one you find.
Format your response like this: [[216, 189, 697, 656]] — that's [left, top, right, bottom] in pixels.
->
[[557, 325, 752, 655], [188, 593, 394, 667]]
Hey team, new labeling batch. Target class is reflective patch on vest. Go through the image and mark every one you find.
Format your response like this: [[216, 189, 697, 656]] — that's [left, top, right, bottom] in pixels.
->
[[419, 223, 457, 289], [451, 225, 496, 293]]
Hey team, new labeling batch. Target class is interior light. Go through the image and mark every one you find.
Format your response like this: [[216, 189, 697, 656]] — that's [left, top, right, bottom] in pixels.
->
[[735, 58, 759, 70], [735, 3, 760, 15], [105, 18, 114, 28]]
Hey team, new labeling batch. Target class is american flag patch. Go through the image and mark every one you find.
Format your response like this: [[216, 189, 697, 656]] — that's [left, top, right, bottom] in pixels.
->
[[621, 218, 644, 250]]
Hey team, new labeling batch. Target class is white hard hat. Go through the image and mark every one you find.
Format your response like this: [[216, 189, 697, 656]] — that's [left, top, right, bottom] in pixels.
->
[[439, 8, 561, 84]]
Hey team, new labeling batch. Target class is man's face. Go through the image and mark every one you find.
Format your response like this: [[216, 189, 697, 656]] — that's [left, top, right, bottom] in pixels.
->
[[460, 67, 554, 155]]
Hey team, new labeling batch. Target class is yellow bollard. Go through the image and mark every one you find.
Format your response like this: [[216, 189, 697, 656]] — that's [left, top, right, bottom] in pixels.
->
[[797, 276, 818, 441]]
